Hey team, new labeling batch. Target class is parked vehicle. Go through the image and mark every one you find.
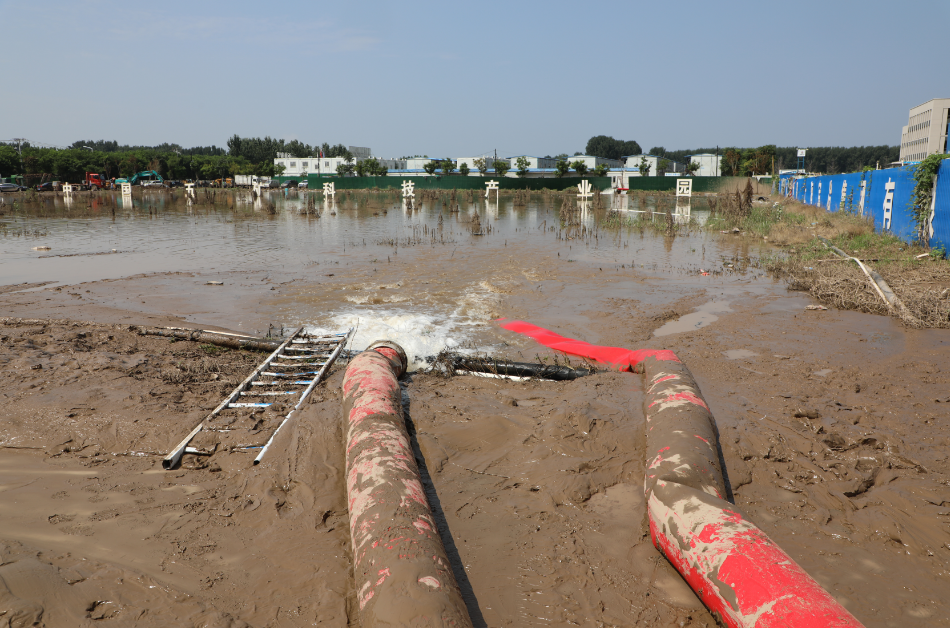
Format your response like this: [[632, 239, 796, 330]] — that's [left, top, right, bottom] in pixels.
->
[[235, 175, 272, 188], [0, 182, 28, 192], [211, 178, 233, 188], [115, 170, 164, 186], [280, 180, 298, 189], [82, 172, 109, 190], [297, 180, 308, 189], [36, 181, 61, 192]]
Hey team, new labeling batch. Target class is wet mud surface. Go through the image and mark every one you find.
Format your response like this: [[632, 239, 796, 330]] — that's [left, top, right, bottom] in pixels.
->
[[0, 194, 948, 627]]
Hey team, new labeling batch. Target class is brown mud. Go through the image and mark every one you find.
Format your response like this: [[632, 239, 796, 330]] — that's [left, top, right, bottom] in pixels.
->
[[0, 197, 949, 626]]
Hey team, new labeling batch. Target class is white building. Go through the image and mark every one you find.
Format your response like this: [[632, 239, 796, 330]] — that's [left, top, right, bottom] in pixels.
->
[[274, 155, 345, 178], [623, 154, 658, 176], [456, 156, 509, 173], [900, 98, 950, 163], [508, 155, 556, 169], [568, 155, 622, 170], [403, 157, 434, 171], [687, 153, 720, 176], [274, 145, 406, 177]]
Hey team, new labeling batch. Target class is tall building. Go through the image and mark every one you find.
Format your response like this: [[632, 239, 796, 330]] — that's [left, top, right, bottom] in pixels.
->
[[900, 98, 950, 163]]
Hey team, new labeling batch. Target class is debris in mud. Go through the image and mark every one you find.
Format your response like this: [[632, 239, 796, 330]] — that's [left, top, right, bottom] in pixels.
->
[[805, 304, 828, 311], [794, 407, 821, 419]]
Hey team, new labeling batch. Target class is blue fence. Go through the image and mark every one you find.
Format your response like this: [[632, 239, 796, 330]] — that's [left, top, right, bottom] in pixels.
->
[[778, 159, 950, 249]]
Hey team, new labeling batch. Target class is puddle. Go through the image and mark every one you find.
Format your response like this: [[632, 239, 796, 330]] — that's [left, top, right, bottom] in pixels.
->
[[653, 301, 733, 336], [723, 349, 758, 359]]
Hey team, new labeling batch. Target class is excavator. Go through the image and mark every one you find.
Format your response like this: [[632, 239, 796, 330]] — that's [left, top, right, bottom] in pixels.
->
[[115, 170, 164, 187]]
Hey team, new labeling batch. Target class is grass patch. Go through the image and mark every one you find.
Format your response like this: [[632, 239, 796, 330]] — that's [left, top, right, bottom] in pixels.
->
[[749, 196, 950, 327]]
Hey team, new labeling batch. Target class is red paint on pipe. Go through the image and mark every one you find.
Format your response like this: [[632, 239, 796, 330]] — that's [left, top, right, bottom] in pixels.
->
[[342, 344, 472, 627], [500, 320, 864, 628]]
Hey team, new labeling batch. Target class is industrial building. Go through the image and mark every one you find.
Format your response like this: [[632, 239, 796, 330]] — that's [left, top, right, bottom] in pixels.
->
[[568, 155, 622, 170], [900, 98, 950, 163], [687, 153, 719, 177], [274, 148, 405, 177], [496, 155, 553, 170]]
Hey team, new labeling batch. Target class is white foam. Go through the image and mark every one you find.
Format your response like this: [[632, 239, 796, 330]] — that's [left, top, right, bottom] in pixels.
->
[[306, 311, 463, 371]]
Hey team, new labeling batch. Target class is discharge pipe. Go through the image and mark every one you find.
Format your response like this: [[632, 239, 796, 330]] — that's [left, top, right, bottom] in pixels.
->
[[341, 340, 473, 628], [498, 320, 864, 628], [451, 356, 595, 380]]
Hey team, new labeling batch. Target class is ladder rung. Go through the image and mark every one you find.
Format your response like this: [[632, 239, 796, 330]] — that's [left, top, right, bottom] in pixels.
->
[[228, 402, 272, 408], [251, 380, 313, 386], [262, 371, 318, 378], [278, 354, 331, 360], [240, 391, 299, 396], [270, 362, 327, 368]]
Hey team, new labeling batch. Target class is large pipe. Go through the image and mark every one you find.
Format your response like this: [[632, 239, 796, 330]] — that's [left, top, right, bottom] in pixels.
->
[[498, 320, 864, 628], [341, 341, 472, 628], [639, 355, 862, 627]]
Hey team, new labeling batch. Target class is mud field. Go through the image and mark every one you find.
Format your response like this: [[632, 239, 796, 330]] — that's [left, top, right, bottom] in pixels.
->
[[0, 190, 948, 627]]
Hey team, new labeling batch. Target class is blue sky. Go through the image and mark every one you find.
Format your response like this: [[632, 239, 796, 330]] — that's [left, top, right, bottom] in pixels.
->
[[2, 0, 947, 157]]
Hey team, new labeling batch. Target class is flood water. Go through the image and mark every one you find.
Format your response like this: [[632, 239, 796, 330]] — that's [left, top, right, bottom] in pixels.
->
[[0, 188, 773, 366]]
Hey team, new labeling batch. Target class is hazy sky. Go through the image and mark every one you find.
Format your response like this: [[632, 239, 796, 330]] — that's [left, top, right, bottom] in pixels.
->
[[2, 0, 947, 157]]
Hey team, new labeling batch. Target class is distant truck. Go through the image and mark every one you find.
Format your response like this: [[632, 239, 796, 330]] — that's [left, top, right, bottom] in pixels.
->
[[235, 175, 272, 188], [82, 172, 110, 190]]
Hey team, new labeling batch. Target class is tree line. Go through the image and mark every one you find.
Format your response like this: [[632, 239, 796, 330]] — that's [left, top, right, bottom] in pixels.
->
[[649, 145, 900, 175], [0, 135, 358, 183]]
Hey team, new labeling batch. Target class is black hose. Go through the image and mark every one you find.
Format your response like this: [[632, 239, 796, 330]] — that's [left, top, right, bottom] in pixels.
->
[[452, 356, 596, 381]]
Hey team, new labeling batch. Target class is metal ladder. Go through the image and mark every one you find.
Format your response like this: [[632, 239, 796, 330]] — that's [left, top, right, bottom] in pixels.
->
[[162, 327, 352, 470]]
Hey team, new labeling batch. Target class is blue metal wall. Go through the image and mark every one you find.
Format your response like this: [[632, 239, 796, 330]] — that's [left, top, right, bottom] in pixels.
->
[[932, 160, 950, 251], [779, 159, 950, 249]]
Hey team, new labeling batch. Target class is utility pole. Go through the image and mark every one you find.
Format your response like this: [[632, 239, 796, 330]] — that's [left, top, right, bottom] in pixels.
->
[[12, 138, 26, 155]]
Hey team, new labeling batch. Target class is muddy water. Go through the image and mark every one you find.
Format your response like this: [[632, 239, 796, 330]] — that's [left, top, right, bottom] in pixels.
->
[[0, 191, 760, 366], [1, 190, 949, 627]]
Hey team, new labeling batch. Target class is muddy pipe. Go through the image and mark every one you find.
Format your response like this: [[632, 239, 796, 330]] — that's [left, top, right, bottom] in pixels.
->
[[497, 320, 864, 628], [639, 355, 863, 627], [136, 326, 281, 352], [451, 356, 595, 380], [341, 340, 473, 628]]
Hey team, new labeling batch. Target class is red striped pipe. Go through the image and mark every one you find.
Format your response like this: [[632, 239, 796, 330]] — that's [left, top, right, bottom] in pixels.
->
[[342, 341, 472, 628], [498, 320, 864, 628]]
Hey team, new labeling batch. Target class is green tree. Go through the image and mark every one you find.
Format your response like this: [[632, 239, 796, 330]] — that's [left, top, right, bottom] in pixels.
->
[[686, 161, 700, 176], [459, 162, 470, 176], [721, 148, 742, 177], [362, 158, 387, 176], [441, 158, 455, 175], [554, 159, 570, 178], [493, 160, 510, 176], [336, 158, 354, 177], [638, 156, 651, 177], [586, 135, 642, 160], [657, 159, 671, 176], [571, 160, 588, 177], [355, 159, 367, 177], [592, 163, 609, 177], [423, 160, 439, 175], [473, 157, 487, 176], [515, 156, 530, 178]]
